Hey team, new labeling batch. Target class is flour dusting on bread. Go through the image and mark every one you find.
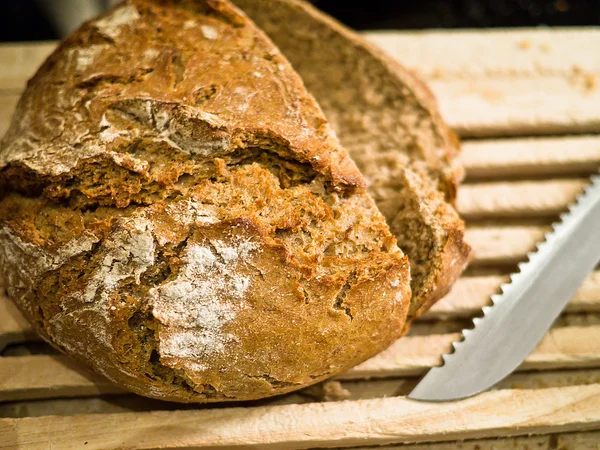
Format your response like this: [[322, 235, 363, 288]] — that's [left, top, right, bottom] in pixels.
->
[[47, 216, 156, 351], [152, 238, 259, 366], [0, 227, 99, 294], [79, 217, 155, 304], [94, 4, 140, 40]]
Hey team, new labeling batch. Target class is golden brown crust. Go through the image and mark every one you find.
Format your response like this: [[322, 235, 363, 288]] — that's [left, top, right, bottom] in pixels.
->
[[0, 0, 364, 192], [233, 0, 471, 318], [0, 0, 410, 402]]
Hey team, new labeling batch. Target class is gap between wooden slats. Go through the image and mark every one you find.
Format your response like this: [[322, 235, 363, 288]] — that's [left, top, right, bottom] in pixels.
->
[[2, 325, 599, 402], [1, 383, 600, 450]]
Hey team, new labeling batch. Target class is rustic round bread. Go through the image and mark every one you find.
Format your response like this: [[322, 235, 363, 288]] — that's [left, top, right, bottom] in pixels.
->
[[233, 0, 471, 322], [0, 0, 411, 402]]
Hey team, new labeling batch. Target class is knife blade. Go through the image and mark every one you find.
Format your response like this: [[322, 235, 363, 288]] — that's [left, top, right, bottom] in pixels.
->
[[409, 171, 600, 402]]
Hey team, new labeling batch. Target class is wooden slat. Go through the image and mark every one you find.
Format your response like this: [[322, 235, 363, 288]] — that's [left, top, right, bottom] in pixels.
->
[[0, 291, 36, 352], [0, 42, 55, 93], [0, 355, 123, 402], [0, 95, 18, 137], [460, 136, 600, 180], [426, 271, 600, 320], [2, 326, 599, 401], [4, 30, 600, 94], [3, 30, 600, 91], [358, 431, 600, 450], [465, 225, 550, 266], [1, 383, 600, 449], [458, 179, 586, 219], [365, 29, 600, 78], [430, 77, 600, 137]]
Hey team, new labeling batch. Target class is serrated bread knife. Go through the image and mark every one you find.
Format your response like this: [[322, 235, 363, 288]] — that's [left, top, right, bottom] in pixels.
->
[[409, 172, 600, 402]]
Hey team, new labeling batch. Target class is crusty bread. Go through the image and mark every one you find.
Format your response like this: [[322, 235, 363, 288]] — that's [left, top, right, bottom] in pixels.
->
[[232, 0, 471, 319], [0, 0, 411, 402]]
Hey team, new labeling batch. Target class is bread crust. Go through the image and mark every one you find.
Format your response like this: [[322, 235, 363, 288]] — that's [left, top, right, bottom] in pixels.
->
[[232, 0, 471, 318], [0, 0, 410, 402]]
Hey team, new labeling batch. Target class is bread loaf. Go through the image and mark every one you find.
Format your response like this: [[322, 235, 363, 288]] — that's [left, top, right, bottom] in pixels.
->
[[0, 0, 411, 402], [232, 0, 471, 319]]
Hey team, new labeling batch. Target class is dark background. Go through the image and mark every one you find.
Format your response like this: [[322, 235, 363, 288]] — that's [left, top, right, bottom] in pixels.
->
[[1, 0, 599, 42]]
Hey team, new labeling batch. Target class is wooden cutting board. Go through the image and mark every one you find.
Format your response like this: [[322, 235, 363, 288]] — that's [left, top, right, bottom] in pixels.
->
[[1, 28, 600, 449]]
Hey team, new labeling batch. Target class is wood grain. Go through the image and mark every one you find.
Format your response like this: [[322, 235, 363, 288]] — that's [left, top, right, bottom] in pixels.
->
[[460, 135, 600, 180], [1, 384, 599, 449]]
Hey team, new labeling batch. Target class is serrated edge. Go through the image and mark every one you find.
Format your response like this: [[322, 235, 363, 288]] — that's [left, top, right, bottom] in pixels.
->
[[438, 170, 600, 367]]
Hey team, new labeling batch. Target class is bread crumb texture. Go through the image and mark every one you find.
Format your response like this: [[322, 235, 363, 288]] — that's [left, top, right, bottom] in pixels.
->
[[0, 0, 410, 402]]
